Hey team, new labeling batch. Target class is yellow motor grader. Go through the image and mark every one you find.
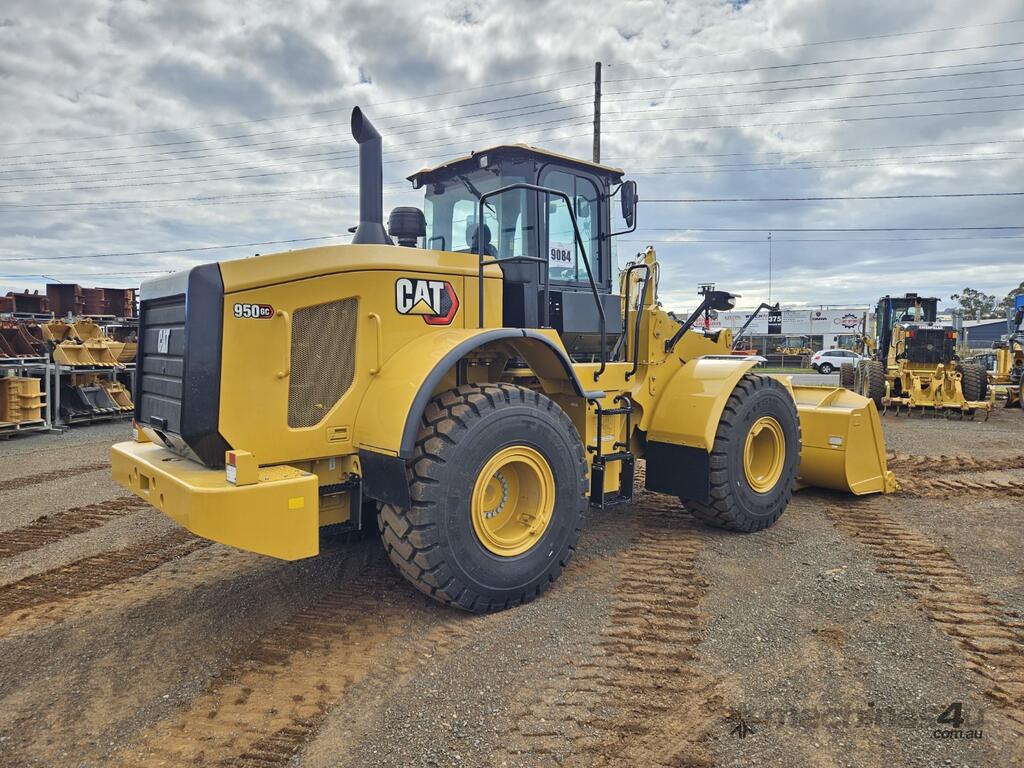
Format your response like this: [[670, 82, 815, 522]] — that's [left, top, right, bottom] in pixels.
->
[[985, 296, 1023, 408], [847, 294, 990, 418], [111, 108, 893, 613]]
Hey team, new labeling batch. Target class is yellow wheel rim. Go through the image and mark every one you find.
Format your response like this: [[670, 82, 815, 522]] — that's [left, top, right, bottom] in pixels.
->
[[743, 416, 785, 493], [471, 445, 555, 557]]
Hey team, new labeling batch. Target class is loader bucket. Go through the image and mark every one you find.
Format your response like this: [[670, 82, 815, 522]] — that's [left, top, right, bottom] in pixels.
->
[[784, 382, 897, 495]]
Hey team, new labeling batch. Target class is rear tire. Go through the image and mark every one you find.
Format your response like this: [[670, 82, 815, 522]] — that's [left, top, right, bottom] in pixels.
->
[[839, 362, 855, 389], [958, 363, 986, 402], [857, 360, 885, 408], [684, 374, 800, 532], [378, 384, 587, 613]]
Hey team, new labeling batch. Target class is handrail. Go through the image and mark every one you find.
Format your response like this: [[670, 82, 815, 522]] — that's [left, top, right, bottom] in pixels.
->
[[477, 182, 607, 381], [274, 309, 291, 379], [620, 262, 651, 380]]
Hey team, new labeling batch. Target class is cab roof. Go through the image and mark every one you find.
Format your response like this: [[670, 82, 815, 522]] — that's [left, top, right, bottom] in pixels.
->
[[407, 144, 625, 188]]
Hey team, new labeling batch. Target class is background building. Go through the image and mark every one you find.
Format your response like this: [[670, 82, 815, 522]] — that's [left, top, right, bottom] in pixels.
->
[[705, 306, 870, 353]]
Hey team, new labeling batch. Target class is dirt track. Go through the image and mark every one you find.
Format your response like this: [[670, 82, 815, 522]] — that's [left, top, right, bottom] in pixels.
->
[[1, 412, 1022, 767]]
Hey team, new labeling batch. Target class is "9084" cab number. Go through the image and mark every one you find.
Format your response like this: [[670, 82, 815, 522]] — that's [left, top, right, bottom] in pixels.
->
[[233, 302, 274, 319]]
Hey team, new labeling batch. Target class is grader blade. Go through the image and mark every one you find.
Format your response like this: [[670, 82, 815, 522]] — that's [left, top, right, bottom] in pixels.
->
[[783, 383, 896, 495]]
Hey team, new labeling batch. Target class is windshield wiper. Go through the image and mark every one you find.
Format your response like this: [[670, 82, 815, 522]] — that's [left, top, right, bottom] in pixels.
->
[[458, 174, 496, 214]]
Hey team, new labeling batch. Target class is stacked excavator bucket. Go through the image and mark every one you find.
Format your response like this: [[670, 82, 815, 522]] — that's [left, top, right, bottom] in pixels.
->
[[43, 320, 123, 367], [0, 377, 45, 426], [36, 319, 135, 422]]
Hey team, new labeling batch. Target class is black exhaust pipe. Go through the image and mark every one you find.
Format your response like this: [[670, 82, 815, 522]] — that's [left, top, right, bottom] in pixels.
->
[[351, 107, 393, 245]]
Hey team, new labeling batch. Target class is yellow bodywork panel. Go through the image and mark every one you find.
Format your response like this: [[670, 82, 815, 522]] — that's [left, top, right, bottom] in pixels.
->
[[111, 441, 320, 560], [356, 327, 505, 455], [217, 245, 502, 465], [776, 380, 897, 495], [644, 357, 759, 450]]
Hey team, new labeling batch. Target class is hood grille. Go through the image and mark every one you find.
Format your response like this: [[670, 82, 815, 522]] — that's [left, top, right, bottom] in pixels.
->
[[288, 298, 357, 428]]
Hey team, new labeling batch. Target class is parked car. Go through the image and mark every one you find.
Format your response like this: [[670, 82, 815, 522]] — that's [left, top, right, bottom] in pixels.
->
[[810, 348, 864, 375]]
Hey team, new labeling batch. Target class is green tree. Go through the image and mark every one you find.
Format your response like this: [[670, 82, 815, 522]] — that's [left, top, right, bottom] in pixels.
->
[[950, 287, 1000, 320], [998, 280, 1024, 313]]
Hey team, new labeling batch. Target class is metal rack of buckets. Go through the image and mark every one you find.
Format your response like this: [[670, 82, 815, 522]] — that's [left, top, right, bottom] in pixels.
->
[[0, 315, 137, 436]]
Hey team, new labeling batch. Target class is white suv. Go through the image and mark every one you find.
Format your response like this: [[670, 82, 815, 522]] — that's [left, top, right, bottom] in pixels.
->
[[810, 348, 864, 375]]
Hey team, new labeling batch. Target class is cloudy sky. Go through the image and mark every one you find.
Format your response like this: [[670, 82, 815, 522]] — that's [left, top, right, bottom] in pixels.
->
[[0, 0, 1021, 312]]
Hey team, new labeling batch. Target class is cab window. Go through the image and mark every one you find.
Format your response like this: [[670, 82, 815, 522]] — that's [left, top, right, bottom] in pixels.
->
[[541, 169, 600, 284], [423, 171, 533, 260]]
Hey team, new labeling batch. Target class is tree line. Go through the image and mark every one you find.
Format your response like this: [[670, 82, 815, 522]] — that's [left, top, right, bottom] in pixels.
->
[[950, 282, 1024, 320]]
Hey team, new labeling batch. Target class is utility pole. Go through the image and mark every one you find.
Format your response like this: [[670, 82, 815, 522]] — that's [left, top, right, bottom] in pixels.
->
[[767, 232, 773, 304], [593, 61, 602, 164]]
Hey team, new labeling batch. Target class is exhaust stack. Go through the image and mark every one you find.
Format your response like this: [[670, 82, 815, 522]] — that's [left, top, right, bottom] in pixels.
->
[[350, 107, 393, 245]]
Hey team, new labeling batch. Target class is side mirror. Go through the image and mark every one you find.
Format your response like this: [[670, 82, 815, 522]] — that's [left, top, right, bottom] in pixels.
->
[[706, 290, 737, 311], [620, 180, 638, 228]]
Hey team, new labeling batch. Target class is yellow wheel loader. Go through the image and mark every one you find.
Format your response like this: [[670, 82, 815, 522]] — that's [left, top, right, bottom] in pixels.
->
[[848, 294, 991, 419], [111, 108, 894, 613]]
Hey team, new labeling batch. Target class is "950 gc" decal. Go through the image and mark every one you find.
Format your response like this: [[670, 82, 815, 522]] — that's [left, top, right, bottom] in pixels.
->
[[233, 302, 274, 319], [395, 278, 459, 325]]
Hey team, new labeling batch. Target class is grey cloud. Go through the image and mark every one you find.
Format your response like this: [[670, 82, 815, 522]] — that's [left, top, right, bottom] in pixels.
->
[[144, 58, 277, 118]]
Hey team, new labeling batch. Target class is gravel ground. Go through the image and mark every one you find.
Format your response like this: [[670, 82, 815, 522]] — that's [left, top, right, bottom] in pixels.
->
[[0, 409, 1021, 767]]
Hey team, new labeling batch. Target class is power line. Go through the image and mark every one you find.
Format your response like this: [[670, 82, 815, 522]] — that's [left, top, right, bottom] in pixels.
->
[[625, 18, 1024, 67], [609, 137, 1024, 163], [13, 94, 1022, 190], [0, 102, 594, 185], [10, 46, 1024, 166], [631, 153, 1024, 174], [0, 96, 592, 174], [603, 59, 1024, 101], [0, 82, 593, 162], [614, 234, 1024, 243], [646, 192, 1024, 202], [9, 58, 1021, 174], [603, 80, 1024, 117], [600, 90, 1024, 127], [602, 105, 1024, 136], [638, 226, 1024, 232], [604, 40, 1024, 85], [0, 123, 593, 193], [12, 80, 1020, 181], [0, 234, 355, 264], [11, 17, 1021, 150], [0, 71, 595, 149]]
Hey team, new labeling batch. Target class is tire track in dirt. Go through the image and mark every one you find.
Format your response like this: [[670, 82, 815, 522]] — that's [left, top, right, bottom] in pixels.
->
[[0, 529, 208, 622], [498, 502, 718, 768], [827, 502, 1024, 729], [0, 462, 108, 493], [887, 452, 1024, 477], [113, 564, 425, 768], [898, 476, 1024, 499], [113, 536, 626, 768], [0, 496, 149, 558]]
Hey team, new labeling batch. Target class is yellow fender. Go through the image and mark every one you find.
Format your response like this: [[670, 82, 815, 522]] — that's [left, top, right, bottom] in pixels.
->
[[644, 357, 759, 450], [355, 327, 595, 459], [641, 356, 759, 502]]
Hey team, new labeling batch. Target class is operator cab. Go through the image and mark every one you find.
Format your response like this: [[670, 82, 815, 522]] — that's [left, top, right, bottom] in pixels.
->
[[406, 146, 637, 359], [876, 294, 955, 364]]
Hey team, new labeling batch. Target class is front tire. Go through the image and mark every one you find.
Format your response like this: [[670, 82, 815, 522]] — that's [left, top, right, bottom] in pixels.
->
[[840, 362, 855, 389], [378, 384, 587, 613], [958, 363, 986, 402], [684, 374, 800, 532], [857, 360, 885, 408], [818, 362, 834, 375]]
